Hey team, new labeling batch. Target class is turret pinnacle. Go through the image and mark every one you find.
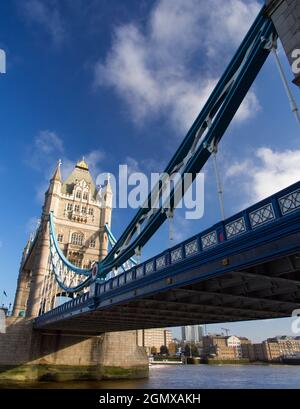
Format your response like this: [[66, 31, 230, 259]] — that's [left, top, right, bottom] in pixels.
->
[[104, 173, 112, 190], [46, 160, 62, 206], [103, 173, 113, 209], [51, 159, 62, 182]]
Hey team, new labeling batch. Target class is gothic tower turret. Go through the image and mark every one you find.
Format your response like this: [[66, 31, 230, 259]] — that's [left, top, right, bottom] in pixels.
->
[[13, 158, 112, 317], [25, 161, 63, 317], [99, 174, 113, 260]]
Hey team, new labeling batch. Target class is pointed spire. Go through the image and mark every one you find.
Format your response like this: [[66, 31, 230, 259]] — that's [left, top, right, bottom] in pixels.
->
[[51, 159, 62, 182], [103, 173, 112, 192], [103, 173, 113, 209], [104, 173, 111, 186]]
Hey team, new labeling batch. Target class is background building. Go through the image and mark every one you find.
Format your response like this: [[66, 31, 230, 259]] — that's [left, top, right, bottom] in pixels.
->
[[203, 334, 250, 360], [247, 336, 300, 362], [202, 334, 300, 362], [137, 328, 173, 355], [181, 325, 203, 343]]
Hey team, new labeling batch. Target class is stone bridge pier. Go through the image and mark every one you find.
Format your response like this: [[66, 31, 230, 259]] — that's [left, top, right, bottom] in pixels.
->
[[0, 317, 148, 382]]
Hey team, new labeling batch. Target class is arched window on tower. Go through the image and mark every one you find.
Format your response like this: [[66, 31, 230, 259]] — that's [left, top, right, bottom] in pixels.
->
[[76, 190, 81, 199], [83, 191, 88, 201], [69, 259, 82, 268], [71, 232, 84, 246], [89, 239, 96, 248]]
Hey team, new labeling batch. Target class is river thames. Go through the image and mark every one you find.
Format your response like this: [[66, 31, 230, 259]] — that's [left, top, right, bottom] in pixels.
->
[[1, 364, 300, 389]]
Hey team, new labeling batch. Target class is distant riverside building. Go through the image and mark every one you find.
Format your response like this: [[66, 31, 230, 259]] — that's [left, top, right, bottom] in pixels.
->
[[191, 333, 300, 362], [181, 325, 203, 343], [239, 337, 253, 359], [202, 334, 300, 362], [203, 335, 251, 360], [137, 328, 173, 355], [246, 336, 300, 362], [168, 341, 178, 355]]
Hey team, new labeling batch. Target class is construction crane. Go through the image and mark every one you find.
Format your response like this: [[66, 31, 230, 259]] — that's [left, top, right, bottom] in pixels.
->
[[221, 328, 230, 337]]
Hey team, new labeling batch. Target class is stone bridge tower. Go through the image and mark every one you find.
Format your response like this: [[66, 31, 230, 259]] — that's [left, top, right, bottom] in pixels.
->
[[0, 159, 148, 382], [13, 158, 112, 318]]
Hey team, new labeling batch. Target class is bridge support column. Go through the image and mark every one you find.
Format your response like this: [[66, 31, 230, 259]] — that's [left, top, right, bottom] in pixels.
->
[[26, 224, 50, 318], [266, 0, 300, 86], [12, 269, 31, 317], [99, 331, 149, 379], [0, 318, 148, 382]]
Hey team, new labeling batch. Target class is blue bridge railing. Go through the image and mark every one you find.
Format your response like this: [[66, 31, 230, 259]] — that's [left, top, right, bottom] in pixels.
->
[[96, 181, 300, 295]]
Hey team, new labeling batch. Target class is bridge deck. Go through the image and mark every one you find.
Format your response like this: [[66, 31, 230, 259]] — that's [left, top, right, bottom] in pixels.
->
[[34, 182, 300, 334]]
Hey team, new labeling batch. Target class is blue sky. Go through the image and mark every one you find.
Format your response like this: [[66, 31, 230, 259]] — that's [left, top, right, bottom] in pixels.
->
[[1, 0, 300, 342]]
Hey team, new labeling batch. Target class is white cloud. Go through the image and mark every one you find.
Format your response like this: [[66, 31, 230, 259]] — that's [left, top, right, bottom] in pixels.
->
[[236, 91, 261, 122], [35, 130, 64, 155], [84, 150, 105, 176], [198, 0, 261, 57], [27, 130, 64, 172], [124, 156, 164, 175], [226, 160, 253, 179], [20, 0, 66, 47], [95, 0, 261, 132], [125, 156, 141, 175], [60, 157, 75, 181], [27, 130, 64, 171], [226, 147, 300, 206]]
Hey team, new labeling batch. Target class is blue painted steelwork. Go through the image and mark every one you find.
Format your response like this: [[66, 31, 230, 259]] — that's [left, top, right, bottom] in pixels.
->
[[48, 6, 278, 289], [35, 180, 300, 327], [97, 181, 300, 296], [97, 7, 277, 276], [48, 216, 137, 292], [50, 213, 91, 276], [104, 224, 137, 272], [49, 212, 93, 292]]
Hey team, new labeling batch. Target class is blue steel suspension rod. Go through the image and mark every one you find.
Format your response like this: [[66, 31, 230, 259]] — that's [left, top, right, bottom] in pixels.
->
[[100, 15, 277, 275], [105, 224, 137, 266], [49, 212, 92, 277], [49, 213, 93, 292], [49, 213, 135, 290], [101, 7, 268, 267]]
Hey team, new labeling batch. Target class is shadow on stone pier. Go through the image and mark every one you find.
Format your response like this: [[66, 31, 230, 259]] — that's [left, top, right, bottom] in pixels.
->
[[0, 317, 148, 382]]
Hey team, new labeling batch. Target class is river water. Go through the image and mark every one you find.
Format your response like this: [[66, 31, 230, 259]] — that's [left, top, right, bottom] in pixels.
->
[[1, 364, 300, 389]]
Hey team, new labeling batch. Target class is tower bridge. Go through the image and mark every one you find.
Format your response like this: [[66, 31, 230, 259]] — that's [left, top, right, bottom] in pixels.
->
[[1, 0, 300, 382], [34, 181, 300, 334]]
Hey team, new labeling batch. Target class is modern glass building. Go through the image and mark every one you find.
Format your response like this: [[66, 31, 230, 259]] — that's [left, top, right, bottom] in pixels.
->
[[181, 325, 203, 342]]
